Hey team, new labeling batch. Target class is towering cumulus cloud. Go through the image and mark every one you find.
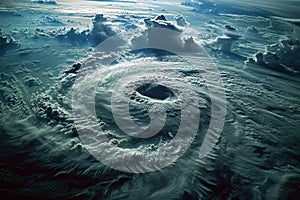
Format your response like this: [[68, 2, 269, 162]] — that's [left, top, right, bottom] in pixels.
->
[[132, 15, 201, 52], [91, 14, 116, 45]]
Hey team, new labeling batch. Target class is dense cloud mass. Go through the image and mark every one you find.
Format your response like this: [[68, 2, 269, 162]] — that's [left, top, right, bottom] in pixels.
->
[[34, 0, 57, 5], [246, 32, 300, 73], [91, 14, 116, 45], [207, 24, 241, 52], [131, 15, 202, 53], [0, 0, 300, 199], [55, 14, 116, 45], [0, 33, 18, 54]]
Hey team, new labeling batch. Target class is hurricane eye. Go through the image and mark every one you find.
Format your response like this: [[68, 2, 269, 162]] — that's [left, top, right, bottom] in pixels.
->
[[136, 83, 175, 100]]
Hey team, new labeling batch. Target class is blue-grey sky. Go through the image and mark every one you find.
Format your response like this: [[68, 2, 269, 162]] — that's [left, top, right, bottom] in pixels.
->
[[209, 0, 300, 18]]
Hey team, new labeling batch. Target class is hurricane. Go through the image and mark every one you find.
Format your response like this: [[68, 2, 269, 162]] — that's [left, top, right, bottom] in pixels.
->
[[0, 0, 299, 199]]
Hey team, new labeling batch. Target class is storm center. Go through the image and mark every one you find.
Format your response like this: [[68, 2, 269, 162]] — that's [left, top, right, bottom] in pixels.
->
[[136, 83, 175, 100]]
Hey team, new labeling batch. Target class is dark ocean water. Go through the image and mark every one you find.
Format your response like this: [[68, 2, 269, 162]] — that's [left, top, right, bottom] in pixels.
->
[[0, 0, 300, 199]]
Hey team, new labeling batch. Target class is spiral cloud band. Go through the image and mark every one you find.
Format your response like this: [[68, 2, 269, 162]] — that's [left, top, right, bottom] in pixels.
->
[[72, 27, 226, 173]]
